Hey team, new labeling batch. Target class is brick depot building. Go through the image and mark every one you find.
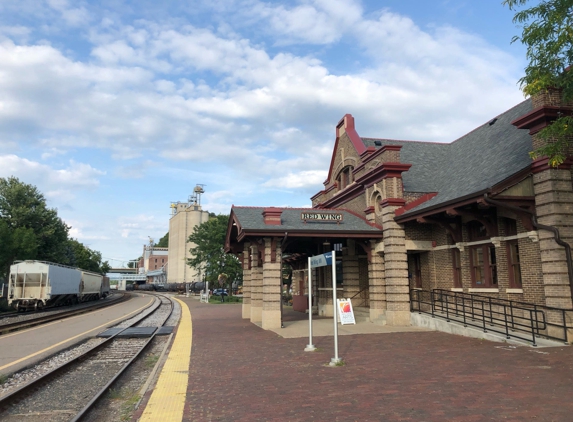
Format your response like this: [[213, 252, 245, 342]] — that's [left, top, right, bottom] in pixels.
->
[[225, 89, 573, 337]]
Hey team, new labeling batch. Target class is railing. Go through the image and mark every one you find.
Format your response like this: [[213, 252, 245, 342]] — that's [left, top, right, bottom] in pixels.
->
[[349, 287, 369, 308], [410, 289, 572, 346]]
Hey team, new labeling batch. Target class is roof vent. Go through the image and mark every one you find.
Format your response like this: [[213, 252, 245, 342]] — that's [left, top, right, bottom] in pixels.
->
[[488, 118, 498, 126], [374, 140, 382, 146]]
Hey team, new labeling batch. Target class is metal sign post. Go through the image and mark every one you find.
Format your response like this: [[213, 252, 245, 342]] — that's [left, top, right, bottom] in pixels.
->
[[329, 250, 341, 366], [306, 251, 341, 365], [304, 257, 316, 352]]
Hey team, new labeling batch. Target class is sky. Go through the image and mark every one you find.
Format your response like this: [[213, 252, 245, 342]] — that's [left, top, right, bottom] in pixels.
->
[[0, 0, 536, 267]]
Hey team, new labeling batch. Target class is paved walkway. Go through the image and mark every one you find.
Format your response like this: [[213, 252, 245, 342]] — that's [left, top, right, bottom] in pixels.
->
[[148, 298, 573, 421]]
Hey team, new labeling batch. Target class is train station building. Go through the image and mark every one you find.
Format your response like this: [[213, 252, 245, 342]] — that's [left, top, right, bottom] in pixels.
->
[[225, 88, 573, 338]]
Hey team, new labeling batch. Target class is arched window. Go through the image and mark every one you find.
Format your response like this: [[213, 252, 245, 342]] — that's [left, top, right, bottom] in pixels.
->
[[337, 166, 354, 190]]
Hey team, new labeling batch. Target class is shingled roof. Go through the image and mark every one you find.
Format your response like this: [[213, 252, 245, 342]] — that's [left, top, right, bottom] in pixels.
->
[[231, 206, 382, 235], [362, 99, 533, 217]]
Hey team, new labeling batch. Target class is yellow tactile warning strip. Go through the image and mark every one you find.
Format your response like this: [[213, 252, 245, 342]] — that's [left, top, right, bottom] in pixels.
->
[[140, 297, 191, 422]]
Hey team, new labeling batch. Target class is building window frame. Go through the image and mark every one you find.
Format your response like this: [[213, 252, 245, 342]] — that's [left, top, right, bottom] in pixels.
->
[[469, 244, 498, 288], [336, 166, 354, 190], [507, 240, 522, 288], [452, 248, 462, 288]]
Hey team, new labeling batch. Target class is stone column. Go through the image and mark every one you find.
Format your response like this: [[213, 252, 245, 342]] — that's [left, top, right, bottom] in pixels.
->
[[342, 240, 360, 302], [241, 242, 251, 319], [533, 167, 573, 312], [513, 88, 573, 339], [250, 244, 263, 323], [382, 201, 410, 326], [261, 237, 282, 329], [369, 239, 386, 322]]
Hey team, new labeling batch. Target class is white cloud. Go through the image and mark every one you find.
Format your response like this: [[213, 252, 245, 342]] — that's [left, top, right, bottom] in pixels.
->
[[0, 1, 530, 261], [263, 170, 327, 189], [46, 0, 90, 26], [0, 155, 105, 201]]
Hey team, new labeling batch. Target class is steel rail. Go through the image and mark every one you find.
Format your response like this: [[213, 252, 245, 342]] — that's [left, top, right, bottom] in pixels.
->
[[0, 294, 162, 411], [0, 292, 130, 335], [71, 293, 175, 422]]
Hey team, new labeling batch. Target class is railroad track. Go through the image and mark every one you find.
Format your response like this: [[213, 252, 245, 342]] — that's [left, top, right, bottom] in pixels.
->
[[0, 292, 176, 422], [0, 293, 129, 335]]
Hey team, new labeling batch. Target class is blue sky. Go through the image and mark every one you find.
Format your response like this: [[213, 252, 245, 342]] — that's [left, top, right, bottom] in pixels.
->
[[0, 0, 535, 266]]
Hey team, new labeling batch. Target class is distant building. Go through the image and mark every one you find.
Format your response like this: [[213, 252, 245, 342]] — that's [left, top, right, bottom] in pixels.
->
[[141, 245, 168, 272], [168, 186, 210, 283]]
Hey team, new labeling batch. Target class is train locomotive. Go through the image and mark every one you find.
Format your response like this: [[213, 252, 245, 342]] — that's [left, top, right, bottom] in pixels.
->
[[7, 260, 111, 311]]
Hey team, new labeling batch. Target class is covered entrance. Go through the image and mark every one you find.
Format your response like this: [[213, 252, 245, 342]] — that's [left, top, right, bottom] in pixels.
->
[[225, 206, 384, 330]]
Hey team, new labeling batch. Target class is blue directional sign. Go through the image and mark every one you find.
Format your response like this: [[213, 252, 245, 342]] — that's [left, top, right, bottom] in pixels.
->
[[310, 252, 333, 268]]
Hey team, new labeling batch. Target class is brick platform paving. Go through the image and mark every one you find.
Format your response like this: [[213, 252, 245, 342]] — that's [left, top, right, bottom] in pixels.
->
[[182, 298, 573, 421]]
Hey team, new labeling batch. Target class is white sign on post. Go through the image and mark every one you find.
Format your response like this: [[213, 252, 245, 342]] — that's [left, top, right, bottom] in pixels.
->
[[337, 298, 356, 325], [310, 252, 333, 268]]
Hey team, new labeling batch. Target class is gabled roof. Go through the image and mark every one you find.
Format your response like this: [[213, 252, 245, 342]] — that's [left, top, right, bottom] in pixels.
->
[[362, 99, 533, 217], [230, 206, 382, 238]]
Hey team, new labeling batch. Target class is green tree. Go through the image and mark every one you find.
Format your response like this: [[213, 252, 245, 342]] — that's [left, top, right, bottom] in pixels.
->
[[156, 232, 169, 248], [504, 0, 573, 165], [127, 258, 141, 269], [0, 177, 69, 278], [64, 239, 111, 275], [187, 214, 242, 289]]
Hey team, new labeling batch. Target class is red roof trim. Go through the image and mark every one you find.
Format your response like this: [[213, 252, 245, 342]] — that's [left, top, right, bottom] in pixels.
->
[[395, 193, 438, 216], [531, 157, 573, 173], [380, 198, 406, 208], [357, 145, 402, 170], [511, 105, 573, 135], [354, 162, 412, 188], [337, 207, 383, 230], [319, 183, 363, 209], [322, 114, 365, 192]]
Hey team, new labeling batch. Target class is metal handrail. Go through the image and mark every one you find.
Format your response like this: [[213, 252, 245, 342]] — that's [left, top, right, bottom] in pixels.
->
[[410, 289, 572, 346], [349, 286, 369, 307]]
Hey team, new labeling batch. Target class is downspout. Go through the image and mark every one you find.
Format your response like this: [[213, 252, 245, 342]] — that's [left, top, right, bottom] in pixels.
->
[[483, 193, 573, 300]]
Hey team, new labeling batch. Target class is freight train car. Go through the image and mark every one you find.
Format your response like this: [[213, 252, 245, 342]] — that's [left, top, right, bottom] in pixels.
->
[[7, 260, 108, 311]]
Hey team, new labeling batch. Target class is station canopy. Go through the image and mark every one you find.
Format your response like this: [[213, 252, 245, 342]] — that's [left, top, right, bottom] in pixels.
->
[[225, 206, 383, 262]]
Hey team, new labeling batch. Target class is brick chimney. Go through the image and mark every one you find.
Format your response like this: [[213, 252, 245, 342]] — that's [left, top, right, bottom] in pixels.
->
[[262, 207, 282, 225]]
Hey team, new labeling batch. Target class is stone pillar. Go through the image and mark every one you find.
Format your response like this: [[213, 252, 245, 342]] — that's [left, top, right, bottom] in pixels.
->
[[382, 201, 410, 326], [533, 167, 573, 311], [512, 87, 573, 340], [262, 237, 282, 329], [250, 244, 263, 323], [241, 242, 251, 319], [342, 240, 360, 302], [369, 239, 386, 322]]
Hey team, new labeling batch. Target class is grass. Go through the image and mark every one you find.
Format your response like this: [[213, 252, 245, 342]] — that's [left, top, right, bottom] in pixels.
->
[[0, 374, 8, 385], [144, 354, 159, 369], [120, 392, 141, 421], [109, 387, 141, 422]]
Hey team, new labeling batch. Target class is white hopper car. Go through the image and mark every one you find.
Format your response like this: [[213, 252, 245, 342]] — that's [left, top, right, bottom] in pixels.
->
[[7, 260, 111, 311]]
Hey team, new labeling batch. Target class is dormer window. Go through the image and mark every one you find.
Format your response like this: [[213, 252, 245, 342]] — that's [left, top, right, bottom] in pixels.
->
[[337, 166, 354, 190]]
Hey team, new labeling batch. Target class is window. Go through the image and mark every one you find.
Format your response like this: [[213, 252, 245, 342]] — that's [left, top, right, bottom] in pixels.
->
[[467, 220, 497, 288], [506, 219, 521, 288], [507, 241, 522, 288], [337, 166, 354, 190], [452, 248, 462, 288], [470, 245, 498, 287]]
